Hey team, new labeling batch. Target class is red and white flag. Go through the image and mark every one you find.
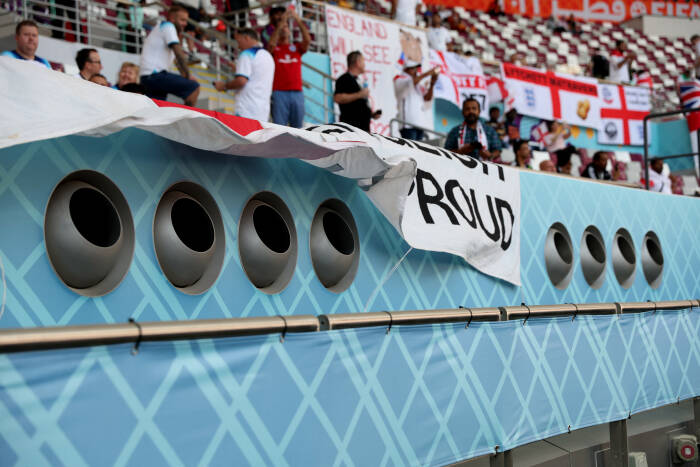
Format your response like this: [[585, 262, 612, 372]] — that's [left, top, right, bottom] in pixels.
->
[[597, 84, 651, 146], [486, 74, 515, 111], [429, 50, 489, 118], [501, 63, 601, 129], [634, 72, 653, 90]]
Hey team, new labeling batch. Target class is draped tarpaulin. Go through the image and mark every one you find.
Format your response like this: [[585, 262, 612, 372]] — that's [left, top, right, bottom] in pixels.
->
[[2, 310, 699, 466]]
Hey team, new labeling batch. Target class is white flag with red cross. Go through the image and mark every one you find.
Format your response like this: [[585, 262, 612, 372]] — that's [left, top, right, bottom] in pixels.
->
[[429, 50, 490, 118], [501, 63, 601, 129], [597, 84, 651, 146]]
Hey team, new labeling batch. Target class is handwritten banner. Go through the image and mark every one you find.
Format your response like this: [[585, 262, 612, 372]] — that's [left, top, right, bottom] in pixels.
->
[[428, 50, 490, 118], [326, 5, 431, 135], [424, 0, 700, 22], [501, 63, 601, 129]]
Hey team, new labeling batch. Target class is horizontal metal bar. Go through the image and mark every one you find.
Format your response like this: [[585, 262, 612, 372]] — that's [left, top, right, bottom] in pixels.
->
[[1, 300, 697, 352], [0, 315, 319, 353], [644, 106, 700, 123], [619, 300, 698, 313], [319, 308, 501, 330], [503, 302, 618, 320], [648, 152, 700, 161]]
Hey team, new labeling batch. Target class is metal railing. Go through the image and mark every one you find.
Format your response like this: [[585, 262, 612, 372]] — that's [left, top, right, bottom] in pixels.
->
[[642, 107, 700, 191], [6, 0, 149, 53], [1, 299, 698, 352], [389, 118, 447, 146], [301, 60, 335, 124]]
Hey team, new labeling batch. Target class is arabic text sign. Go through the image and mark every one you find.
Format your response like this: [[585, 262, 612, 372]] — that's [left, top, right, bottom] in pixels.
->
[[502, 63, 601, 129], [429, 50, 489, 118], [423, 0, 700, 22], [325, 5, 431, 135], [598, 84, 651, 146]]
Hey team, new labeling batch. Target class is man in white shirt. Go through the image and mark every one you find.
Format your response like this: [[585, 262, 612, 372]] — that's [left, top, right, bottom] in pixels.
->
[[648, 158, 672, 194], [139, 5, 200, 106], [393, 60, 438, 140], [391, 0, 421, 26], [427, 14, 450, 51], [214, 28, 275, 121], [608, 40, 635, 83]]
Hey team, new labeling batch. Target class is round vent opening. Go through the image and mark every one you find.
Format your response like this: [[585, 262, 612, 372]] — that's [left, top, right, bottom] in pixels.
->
[[153, 182, 225, 294], [586, 233, 606, 264], [310, 199, 360, 293], [580, 225, 606, 289], [642, 231, 663, 288], [323, 211, 355, 255], [554, 231, 572, 264], [612, 228, 636, 289], [239, 192, 297, 294], [44, 171, 134, 296], [253, 205, 291, 254], [544, 222, 574, 289], [171, 198, 215, 253], [70, 188, 121, 248]]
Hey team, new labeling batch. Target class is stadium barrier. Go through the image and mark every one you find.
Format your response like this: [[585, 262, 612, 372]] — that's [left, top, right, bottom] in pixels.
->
[[1, 299, 698, 352]]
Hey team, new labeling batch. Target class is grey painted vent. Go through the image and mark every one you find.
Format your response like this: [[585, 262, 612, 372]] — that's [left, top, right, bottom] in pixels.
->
[[544, 222, 574, 289], [310, 199, 360, 293], [44, 171, 134, 296], [612, 228, 636, 289], [641, 231, 663, 288], [580, 225, 606, 289], [238, 192, 297, 294], [153, 182, 225, 295]]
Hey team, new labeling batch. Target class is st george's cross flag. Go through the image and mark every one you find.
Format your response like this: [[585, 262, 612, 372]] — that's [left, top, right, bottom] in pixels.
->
[[501, 63, 601, 129], [597, 84, 651, 146]]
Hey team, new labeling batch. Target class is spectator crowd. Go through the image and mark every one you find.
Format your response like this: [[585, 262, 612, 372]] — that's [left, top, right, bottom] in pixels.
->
[[2, 1, 698, 195]]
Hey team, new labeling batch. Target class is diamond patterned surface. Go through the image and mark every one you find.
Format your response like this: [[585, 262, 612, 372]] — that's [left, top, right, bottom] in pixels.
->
[[2, 311, 699, 466], [1, 131, 699, 330], [2, 130, 700, 465]]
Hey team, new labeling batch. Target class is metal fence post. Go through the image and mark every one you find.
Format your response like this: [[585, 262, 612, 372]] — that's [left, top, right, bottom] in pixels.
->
[[609, 419, 628, 467]]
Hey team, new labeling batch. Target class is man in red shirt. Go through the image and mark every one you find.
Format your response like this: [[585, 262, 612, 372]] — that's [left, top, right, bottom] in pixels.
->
[[267, 8, 311, 128]]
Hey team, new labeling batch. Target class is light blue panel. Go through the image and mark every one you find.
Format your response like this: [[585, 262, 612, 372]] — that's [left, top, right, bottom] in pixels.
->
[[1, 130, 700, 330], [649, 118, 695, 172], [519, 170, 700, 305], [302, 52, 334, 125], [433, 98, 462, 135], [1, 310, 699, 466]]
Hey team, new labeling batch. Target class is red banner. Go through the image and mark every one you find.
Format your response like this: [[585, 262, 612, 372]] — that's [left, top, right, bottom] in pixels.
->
[[423, 0, 700, 23]]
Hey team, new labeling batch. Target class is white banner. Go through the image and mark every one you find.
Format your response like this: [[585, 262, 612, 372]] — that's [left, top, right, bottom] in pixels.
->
[[0, 57, 521, 285], [428, 50, 489, 118], [325, 5, 431, 135], [501, 63, 601, 129], [598, 84, 651, 146]]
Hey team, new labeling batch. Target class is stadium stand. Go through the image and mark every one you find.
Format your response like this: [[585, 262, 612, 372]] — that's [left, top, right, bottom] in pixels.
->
[[1, 0, 698, 192]]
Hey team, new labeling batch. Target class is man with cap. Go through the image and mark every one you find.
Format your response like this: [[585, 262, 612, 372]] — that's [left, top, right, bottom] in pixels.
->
[[393, 60, 439, 141]]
